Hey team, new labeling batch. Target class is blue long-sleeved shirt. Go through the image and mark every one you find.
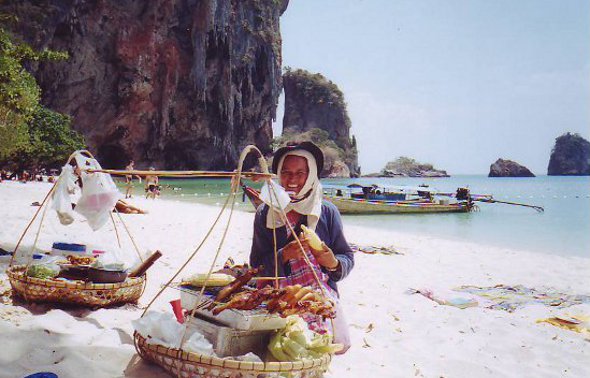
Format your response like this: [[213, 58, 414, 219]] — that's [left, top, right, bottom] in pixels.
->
[[250, 200, 354, 294]]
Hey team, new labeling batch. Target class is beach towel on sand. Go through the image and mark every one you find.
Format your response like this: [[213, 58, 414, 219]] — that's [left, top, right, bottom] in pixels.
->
[[410, 285, 590, 312], [409, 288, 480, 309], [537, 314, 590, 336]]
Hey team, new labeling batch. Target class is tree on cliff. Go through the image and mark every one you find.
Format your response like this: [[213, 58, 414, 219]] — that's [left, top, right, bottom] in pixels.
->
[[273, 128, 352, 177], [0, 16, 83, 168]]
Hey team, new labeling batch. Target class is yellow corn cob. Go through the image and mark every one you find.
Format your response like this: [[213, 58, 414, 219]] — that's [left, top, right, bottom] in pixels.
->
[[301, 224, 323, 251], [182, 273, 234, 287]]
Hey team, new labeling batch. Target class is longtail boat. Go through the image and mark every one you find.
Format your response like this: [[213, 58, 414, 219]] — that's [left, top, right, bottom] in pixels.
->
[[324, 196, 472, 214], [242, 184, 543, 215]]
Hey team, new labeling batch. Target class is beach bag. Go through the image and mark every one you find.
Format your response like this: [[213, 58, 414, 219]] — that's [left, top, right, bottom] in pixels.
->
[[51, 165, 77, 225], [74, 156, 121, 231]]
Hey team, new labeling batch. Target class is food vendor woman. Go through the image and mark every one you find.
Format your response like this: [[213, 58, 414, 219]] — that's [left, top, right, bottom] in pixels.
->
[[250, 141, 354, 350]]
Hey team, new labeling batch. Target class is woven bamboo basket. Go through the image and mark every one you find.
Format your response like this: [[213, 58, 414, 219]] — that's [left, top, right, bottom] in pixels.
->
[[7, 265, 145, 307], [134, 331, 331, 378]]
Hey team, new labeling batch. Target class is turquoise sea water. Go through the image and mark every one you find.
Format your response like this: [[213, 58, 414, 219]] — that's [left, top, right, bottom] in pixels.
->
[[141, 175, 590, 258]]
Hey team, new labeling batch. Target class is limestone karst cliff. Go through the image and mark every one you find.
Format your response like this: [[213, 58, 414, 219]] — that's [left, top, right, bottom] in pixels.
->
[[1, 0, 288, 169], [547, 133, 590, 176], [281, 68, 359, 177]]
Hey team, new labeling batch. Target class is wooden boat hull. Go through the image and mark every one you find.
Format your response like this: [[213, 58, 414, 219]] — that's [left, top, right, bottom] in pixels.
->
[[325, 196, 472, 214]]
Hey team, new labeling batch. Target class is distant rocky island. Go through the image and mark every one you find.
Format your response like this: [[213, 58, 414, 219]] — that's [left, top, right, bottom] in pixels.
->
[[548, 133, 590, 176], [365, 157, 449, 178], [489, 159, 535, 177]]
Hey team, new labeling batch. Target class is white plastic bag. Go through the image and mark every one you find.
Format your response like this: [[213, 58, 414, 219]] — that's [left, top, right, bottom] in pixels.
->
[[74, 156, 121, 231], [259, 180, 291, 210], [51, 165, 77, 225], [132, 311, 186, 348], [183, 330, 215, 355]]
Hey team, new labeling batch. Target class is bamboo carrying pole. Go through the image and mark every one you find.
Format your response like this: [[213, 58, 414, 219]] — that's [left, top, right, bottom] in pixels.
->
[[85, 168, 274, 179]]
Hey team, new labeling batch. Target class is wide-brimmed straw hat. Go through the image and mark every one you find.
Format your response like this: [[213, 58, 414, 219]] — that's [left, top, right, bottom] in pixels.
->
[[272, 141, 324, 178]]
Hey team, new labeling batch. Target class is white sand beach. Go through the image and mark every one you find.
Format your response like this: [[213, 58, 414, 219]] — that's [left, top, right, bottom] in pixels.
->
[[1, 181, 589, 378]]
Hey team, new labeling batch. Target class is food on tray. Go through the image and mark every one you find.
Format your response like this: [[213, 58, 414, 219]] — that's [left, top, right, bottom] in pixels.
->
[[209, 267, 261, 307], [210, 283, 335, 319], [212, 286, 276, 315], [268, 317, 341, 361], [66, 254, 96, 266], [300, 225, 323, 251], [26, 264, 60, 279], [181, 273, 235, 287]]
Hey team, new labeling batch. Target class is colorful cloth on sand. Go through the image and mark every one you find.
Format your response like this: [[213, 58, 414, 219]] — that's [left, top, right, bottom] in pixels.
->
[[454, 284, 590, 313], [409, 288, 480, 309], [349, 244, 403, 256], [410, 285, 590, 312], [537, 314, 590, 336]]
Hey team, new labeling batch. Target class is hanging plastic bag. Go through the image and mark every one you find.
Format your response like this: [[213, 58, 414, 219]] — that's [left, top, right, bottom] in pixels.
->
[[259, 180, 291, 210], [74, 155, 121, 231], [51, 165, 77, 225]]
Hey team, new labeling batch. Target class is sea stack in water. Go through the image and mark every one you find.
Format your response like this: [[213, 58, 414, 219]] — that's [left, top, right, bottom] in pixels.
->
[[547, 133, 590, 176], [368, 156, 449, 177], [488, 159, 535, 177]]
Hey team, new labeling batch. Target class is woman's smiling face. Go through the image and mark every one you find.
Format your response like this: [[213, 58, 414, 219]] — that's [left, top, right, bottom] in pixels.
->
[[279, 155, 309, 197]]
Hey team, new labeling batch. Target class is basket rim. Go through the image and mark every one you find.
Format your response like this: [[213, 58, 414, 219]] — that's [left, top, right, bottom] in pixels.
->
[[133, 330, 331, 373], [7, 264, 144, 290]]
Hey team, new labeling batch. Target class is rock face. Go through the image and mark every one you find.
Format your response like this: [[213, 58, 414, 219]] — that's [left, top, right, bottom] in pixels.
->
[[369, 157, 449, 177], [282, 69, 360, 177], [1, 0, 288, 169], [548, 133, 590, 176], [488, 159, 535, 177]]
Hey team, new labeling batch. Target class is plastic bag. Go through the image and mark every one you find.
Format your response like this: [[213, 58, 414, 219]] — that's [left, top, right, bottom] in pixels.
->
[[259, 180, 291, 210], [132, 311, 185, 348], [183, 330, 215, 355], [51, 165, 77, 225], [74, 155, 121, 231], [26, 256, 62, 279]]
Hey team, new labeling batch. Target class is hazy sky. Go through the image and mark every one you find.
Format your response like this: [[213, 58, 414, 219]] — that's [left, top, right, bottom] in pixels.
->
[[272, 0, 590, 174]]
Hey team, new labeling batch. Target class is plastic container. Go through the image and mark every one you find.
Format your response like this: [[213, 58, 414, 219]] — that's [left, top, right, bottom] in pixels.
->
[[185, 315, 272, 358], [51, 242, 90, 257]]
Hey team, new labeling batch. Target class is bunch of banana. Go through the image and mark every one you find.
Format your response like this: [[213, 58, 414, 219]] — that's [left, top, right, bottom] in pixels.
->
[[181, 273, 234, 287], [268, 317, 341, 361]]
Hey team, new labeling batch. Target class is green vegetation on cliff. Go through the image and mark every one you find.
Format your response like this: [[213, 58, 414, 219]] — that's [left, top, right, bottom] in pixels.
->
[[0, 16, 83, 168], [283, 67, 348, 111], [273, 128, 356, 177]]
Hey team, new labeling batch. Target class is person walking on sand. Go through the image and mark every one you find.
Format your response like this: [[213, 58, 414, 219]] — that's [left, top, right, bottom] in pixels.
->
[[144, 167, 159, 199], [249, 141, 354, 354], [124, 160, 142, 199]]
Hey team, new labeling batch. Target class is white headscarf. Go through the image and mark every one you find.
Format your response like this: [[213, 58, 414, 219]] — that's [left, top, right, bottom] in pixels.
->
[[266, 150, 323, 231]]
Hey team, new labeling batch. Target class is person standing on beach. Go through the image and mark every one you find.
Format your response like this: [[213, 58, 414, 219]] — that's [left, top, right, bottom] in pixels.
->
[[124, 160, 142, 199], [250, 141, 354, 353], [144, 167, 159, 199]]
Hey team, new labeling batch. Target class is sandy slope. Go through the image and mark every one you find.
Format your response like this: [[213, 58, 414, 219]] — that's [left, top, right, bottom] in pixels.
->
[[0, 181, 588, 378]]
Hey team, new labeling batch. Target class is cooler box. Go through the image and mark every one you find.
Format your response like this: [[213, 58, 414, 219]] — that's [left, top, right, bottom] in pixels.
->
[[186, 315, 272, 358], [179, 286, 287, 331]]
